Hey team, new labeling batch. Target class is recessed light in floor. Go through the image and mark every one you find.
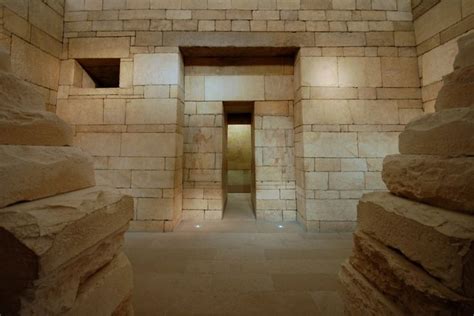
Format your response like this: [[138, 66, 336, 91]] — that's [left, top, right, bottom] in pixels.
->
[[278, 225, 284, 229], [195, 224, 201, 228]]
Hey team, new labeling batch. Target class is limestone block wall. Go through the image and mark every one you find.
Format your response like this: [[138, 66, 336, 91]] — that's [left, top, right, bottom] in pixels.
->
[[293, 45, 423, 231], [61, 0, 425, 231], [183, 65, 295, 221], [0, 0, 64, 111], [57, 42, 185, 232], [413, 0, 474, 112]]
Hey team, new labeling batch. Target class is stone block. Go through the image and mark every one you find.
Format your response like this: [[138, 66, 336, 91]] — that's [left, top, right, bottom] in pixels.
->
[[69, 37, 130, 58], [338, 57, 382, 87], [57, 99, 104, 125], [358, 192, 474, 297], [29, 0, 63, 41], [11, 37, 60, 90], [0, 105, 73, 146], [339, 262, 404, 315], [134, 53, 181, 85], [315, 32, 366, 47], [0, 145, 95, 208], [74, 133, 122, 156], [255, 101, 288, 116], [329, 172, 365, 190], [0, 186, 133, 314], [131, 170, 175, 188], [104, 99, 126, 124], [422, 37, 459, 86], [204, 76, 264, 101], [435, 66, 474, 111], [349, 231, 468, 315], [381, 57, 420, 88], [399, 107, 474, 156], [137, 198, 174, 219], [196, 102, 223, 114], [383, 154, 474, 213], [185, 76, 205, 101], [264, 76, 294, 100], [135, 31, 162, 46], [358, 132, 399, 158], [306, 199, 358, 221], [126, 99, 178, 124], [303, 132, 358, 158], [300, 57, 338, 87], [304, 172, 329, 190], [95, 170, 131, 188], [0, 71, 45, 111], [121, 133, 177, 157]]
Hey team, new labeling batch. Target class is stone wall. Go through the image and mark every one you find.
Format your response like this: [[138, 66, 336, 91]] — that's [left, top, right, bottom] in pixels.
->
[[60, 0, 425, 231], [183, 65, 295, 221], [0, 0, 64, 111], [413, 0, 474, 112]]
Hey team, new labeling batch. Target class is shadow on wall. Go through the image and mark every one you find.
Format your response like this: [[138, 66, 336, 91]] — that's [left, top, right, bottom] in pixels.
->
[[227, 124, 252, 193]]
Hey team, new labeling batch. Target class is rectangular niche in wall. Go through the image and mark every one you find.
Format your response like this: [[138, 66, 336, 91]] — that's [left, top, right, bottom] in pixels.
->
[[76, 58, 120, 88]]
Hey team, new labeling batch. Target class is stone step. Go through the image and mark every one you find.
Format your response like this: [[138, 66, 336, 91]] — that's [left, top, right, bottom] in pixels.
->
[[0, 145, 95, 208], [350, 231, 471, 315], [399, 106, 474, 157], [382, 154, 474, 213], [0, 186, 133, 314], [0, 106, 73, 146], [0, 71, 46, 111], [338, 261, 404, 316], [358, 192, 474, 297]]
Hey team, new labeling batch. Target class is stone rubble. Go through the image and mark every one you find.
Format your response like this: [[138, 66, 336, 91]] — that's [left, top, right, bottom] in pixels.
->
[[0, 55, 134, 315], [339, 33, 474, 315]]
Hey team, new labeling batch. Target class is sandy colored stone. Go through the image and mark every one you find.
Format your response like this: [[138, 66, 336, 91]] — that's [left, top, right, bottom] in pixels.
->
[[0, 105, 73, 146], [358, 192, 474, 297], [453, 32, 474, 70], [435, 66, 474, 111], [383, 154, 474, 213], [399, 106, 474, 156], [0, 145, 95, 208], [0, 70, 45, 111], [350, 231, 471, 315], [338, 262, 404, 316], [64, 253, 133, 316]]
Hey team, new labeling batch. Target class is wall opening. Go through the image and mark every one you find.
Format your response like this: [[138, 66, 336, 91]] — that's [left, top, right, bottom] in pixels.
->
[[223, 102, 256, 220], [76, 58, 120, 88]]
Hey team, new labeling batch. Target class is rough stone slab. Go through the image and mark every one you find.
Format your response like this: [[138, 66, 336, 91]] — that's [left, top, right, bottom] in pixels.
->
[[358, 192, 474, 297], [5, 230, 127, 315], [0, 106, 73, 146], [0, 71, 45, 111], [0, 145, 95, 208], [338, 262, 404, 316], [382, 154, 474, 213], [0, 186, 133, 276], [399, 106, 474, 156], [163, 32, 315, 47], [350, 231, 471, 315], [64, 252, 133, 316], [435, 66, 474, 111]]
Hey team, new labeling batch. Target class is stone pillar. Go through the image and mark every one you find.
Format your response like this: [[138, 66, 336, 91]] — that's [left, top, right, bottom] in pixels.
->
[[339, 33, 474, 315], [0, 52, 134, 315]]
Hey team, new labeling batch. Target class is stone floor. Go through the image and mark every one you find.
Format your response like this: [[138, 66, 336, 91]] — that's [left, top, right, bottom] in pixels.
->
[[223, 193, 255, 220], [125, 215, 352, 315]]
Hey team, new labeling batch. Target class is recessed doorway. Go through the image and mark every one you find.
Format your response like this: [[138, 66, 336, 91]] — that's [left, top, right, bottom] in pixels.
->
[[223, 102, 256, 220]]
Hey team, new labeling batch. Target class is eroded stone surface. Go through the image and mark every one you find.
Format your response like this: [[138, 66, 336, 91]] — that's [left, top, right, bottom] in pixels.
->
[[382, 154, 474, 213], [399, 106, 474, 156], [0, 71, 45, 111], [339, 262, 403, 316], [0, 106, 73, 146], [435, 66, 474, 111], [350, 231, 471, 315], [358, 192, 474, 297], [64, 252, 134, 316], [0, 145, 95, 208]]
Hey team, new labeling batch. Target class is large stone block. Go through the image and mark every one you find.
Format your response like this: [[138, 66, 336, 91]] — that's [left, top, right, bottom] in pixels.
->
[[303, 132, 358, 158], [300, 57, 338, 87], [121, 133, 177, 157], [0, 187, 133, 314], [56, 99, 104, 125], [133, 53, 181, 85], [358, 192, 474, 297], [381, 57, 420, 88], [0, 145, 95, 208], [126, 98, 178, 124], [0, 105, 73, 146], [399, 106, 474, 156], [350, 231, 471, 315], [435, 66, 474, 111], [338, 57, 382, 88], [358, 132, 399, 158], [204, 75, 264, 101], [69, 37, 130, 58], [383, 154, 474, 213], [0, 70, 45, 111], [339, 262, 404, 316], [422, 37, 459, 86]]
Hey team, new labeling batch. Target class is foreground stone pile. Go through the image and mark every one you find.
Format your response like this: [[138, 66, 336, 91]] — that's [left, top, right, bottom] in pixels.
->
[[0, 53, 134, 315], [339, 35, 474, 315]]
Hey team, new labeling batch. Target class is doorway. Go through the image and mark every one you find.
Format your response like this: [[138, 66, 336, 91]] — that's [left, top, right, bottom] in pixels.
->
[[223, 102, 256, 220]]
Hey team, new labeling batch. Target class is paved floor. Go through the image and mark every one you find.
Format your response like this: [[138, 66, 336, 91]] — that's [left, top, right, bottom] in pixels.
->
[[223, 193, 255, 220], [124, 217, 352, 315]]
